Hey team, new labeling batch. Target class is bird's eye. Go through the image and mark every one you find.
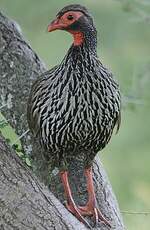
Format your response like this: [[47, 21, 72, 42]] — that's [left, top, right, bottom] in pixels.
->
[[67, 15, 74, 20]]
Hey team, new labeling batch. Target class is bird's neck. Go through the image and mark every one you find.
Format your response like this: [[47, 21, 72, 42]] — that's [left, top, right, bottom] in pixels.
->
[[68, 25, 97, 54], [62, 26, 98, 71], [82, 26, 97, 54], [63, 43, 98, 73]]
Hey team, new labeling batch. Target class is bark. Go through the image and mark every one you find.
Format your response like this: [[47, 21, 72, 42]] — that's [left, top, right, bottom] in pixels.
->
[[0, 12, 124, 229], [0, 136, 86, 230]]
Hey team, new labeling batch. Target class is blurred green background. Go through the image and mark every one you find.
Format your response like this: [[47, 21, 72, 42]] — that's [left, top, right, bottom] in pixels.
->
[[1, 0, 150, 229]]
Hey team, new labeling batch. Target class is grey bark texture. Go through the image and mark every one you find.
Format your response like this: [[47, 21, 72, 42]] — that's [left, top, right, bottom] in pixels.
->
[[0, 136, 87, 230], [0, 12, 124, 230]]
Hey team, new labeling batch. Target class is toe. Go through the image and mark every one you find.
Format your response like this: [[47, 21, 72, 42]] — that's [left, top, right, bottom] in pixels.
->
[[97, 209, 111, 228], [66, 203, 92, 228], [93, 207, 99, 226]]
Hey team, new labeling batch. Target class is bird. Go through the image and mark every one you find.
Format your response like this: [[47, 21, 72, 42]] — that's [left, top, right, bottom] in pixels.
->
[[27, 4, 121, 228]]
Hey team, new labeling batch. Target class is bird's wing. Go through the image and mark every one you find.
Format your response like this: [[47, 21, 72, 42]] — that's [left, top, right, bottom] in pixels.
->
[[27, 66, 58, 137], [27, 79, 42, 137], [98, 62, 121, 135]]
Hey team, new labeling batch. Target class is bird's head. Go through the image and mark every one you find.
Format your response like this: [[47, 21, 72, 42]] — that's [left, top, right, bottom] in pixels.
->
[[47, 4, 96, 46]]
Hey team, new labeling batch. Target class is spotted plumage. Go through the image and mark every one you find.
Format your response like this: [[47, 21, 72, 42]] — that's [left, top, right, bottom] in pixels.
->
[[27, 4, 121, 226], [28, 42, 120, 168]]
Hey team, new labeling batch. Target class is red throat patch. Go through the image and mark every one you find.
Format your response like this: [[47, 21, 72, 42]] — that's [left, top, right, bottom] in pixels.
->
[[68, 30, 84, 46]]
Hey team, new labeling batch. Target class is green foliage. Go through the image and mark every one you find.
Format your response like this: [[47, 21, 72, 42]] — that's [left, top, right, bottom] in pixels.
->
[[0, 113, 32, 167], [0, 119, 8, 129]]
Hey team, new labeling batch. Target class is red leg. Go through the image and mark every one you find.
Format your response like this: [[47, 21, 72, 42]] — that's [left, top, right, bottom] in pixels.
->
[[59, 171, 91, 228], [79, 167, 111, 227]]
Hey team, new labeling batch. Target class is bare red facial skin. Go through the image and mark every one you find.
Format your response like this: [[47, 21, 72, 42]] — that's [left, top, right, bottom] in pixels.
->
[[67, 30, 84, 46], [48, 11, 84, 46]]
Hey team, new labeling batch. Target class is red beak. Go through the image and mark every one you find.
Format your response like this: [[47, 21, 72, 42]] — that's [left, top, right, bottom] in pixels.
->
[[47, 18, 64, 32]]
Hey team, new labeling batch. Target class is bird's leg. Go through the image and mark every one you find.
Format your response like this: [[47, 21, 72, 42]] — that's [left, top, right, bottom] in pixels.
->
[[79, 166, 111, 227], [59, 171, 91, 228]]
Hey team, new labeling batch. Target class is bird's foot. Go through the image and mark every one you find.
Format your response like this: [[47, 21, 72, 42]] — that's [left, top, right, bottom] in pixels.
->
[[66, 202, 92, 229], [78, 204, 111, 228]]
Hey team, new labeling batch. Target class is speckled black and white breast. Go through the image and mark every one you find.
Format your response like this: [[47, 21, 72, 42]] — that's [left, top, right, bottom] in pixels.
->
[[27, 45, 121, 164]]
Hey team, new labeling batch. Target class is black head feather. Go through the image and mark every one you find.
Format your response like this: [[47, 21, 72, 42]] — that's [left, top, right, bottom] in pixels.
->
[[56, 4, 97, 51], [57, 4, 91, 18]]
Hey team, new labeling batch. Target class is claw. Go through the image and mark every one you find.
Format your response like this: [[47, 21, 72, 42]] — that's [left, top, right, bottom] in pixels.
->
[[66, 203, 92, 229], [59, 169, 111, 229], [93, 207, 99, 225], [60, 171, 92, 229], [78, 205, 111, 228], [78, 166, 111, 228], [97, 208, 111, 228]]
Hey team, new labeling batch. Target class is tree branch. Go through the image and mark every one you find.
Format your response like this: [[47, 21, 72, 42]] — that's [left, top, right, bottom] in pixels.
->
[[0, 136, 86, 230]]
